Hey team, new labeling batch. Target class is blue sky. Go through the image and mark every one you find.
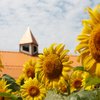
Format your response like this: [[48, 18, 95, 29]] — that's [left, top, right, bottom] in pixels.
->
[[0, 0, 99, 55]]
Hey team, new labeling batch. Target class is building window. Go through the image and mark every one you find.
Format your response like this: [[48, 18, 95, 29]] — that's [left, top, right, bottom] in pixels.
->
[[23, 45, 29, 52], [34, 46, 37, 52]]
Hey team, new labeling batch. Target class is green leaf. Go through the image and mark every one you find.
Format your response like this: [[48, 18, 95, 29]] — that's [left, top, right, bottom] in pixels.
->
[[66, 94, 80, 100], [45, 89, 67, 100], [85, 74, 100, 88], [75, 90, 97, 100], [1, 74, 15, 83], [8, 82, 20, 92], [1, 74, 20, 92], [13, 94, 23, 100], [70, 66, 88, 76], [66, 89, 100, 100], [0, 92, 17, 100]]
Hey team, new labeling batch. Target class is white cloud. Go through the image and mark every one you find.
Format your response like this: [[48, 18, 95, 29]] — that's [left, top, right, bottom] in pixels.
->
[[0, 0, 99, 54]]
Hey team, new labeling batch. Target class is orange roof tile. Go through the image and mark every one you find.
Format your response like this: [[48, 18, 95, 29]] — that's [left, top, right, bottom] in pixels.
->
[[19, 27, 38, 46], [67, 55, 82, 75], [0, 51, 39, 79], [69, 55, 81, 67]]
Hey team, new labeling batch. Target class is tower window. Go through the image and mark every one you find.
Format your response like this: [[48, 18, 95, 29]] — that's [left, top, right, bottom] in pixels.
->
[[34, 46, 37, 52], [23, 45, 29, 52]]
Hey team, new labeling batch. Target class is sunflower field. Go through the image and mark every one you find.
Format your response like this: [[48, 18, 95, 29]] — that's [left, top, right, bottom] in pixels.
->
[[0, 4, 100, 100]]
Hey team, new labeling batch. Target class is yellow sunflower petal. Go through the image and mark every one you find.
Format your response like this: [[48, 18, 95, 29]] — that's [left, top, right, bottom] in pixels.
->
[[62, 71, 69, 80], [88, 63, 96, 78], [85, 7, 99, 24], [53, 78, 59, 89], [75, 43, 88, 54], [48, 80, 53, 89], [77, 35, 89, 41], [62, 61, 73, 65], [76, 48, 89, 62], [41, 74, 45, 84], [84, 57, 96, 70], [56, 44, 66, 55], [81, 27, 91, 35], [60, 77, 68, 86], [84, 22, 92, 31], [60, 49, 69, 60], [96, 63, 100, 78], [38, 55, 45, 60], [43, 47, 48, 56], [54, 43, 63, 53], [82, 19, 95, 28], [37, 58, 43, 62], [63, 65, 73, 72], [93, 5, 100, 21], [48, 42, 57, 54], [61, 54, 71, 62], [83, 55, 92, 64], [84, 6, 92, 11], [21, 92, 28, 98]]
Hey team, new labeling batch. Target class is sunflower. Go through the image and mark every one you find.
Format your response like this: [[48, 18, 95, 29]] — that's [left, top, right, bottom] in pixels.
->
[[36, 43, 73, 89], [75, 5, 100, 78], [22, 58, 36, 80], [0, 78, 12, 100], [20, 78, 47, 100], [16, 74, 26, 85], [70, 70, 93, 92], [70, 70, 83, 92]]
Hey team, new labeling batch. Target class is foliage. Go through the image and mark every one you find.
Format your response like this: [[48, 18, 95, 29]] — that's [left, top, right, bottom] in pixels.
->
[[66, 89, 99, 100], [44, 89, 67, 100], [0, 74, 20, 92], [45, 88, 100, 100], [85, 75, 100, 88], [0, 74, 21, 100]]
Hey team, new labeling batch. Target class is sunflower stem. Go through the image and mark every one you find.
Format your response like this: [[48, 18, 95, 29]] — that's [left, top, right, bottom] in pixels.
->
[[96, 85, 99, 100], [66, 80, 70, 95]]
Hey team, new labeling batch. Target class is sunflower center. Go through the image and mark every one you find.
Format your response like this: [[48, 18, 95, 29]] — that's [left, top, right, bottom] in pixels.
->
[[28, 85, 40, 97], [89, 24, 100, 62], [0, 97, 4, 100], [60, 86, 67, 93], [43, 54, 62, 79], [73, 79, 82, 89], [26, 67, 35, 79]]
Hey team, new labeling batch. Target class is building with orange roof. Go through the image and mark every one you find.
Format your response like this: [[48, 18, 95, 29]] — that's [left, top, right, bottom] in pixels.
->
[[0, 27, 39, 79], [0, 27, 81, 79]]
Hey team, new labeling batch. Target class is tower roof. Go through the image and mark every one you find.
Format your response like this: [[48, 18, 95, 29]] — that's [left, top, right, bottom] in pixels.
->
[[19, 27, 38, 46]]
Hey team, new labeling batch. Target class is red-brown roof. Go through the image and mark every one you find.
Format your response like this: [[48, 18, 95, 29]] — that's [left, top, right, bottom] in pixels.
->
[[19, 27, 38, 46]]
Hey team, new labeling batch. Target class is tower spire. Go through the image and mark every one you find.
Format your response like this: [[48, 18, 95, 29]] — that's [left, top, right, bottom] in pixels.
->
[[19, 27, 38, 56]]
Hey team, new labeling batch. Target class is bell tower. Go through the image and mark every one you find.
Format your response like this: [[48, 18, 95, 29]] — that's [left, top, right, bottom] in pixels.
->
[[19, 27, 38, 56]]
